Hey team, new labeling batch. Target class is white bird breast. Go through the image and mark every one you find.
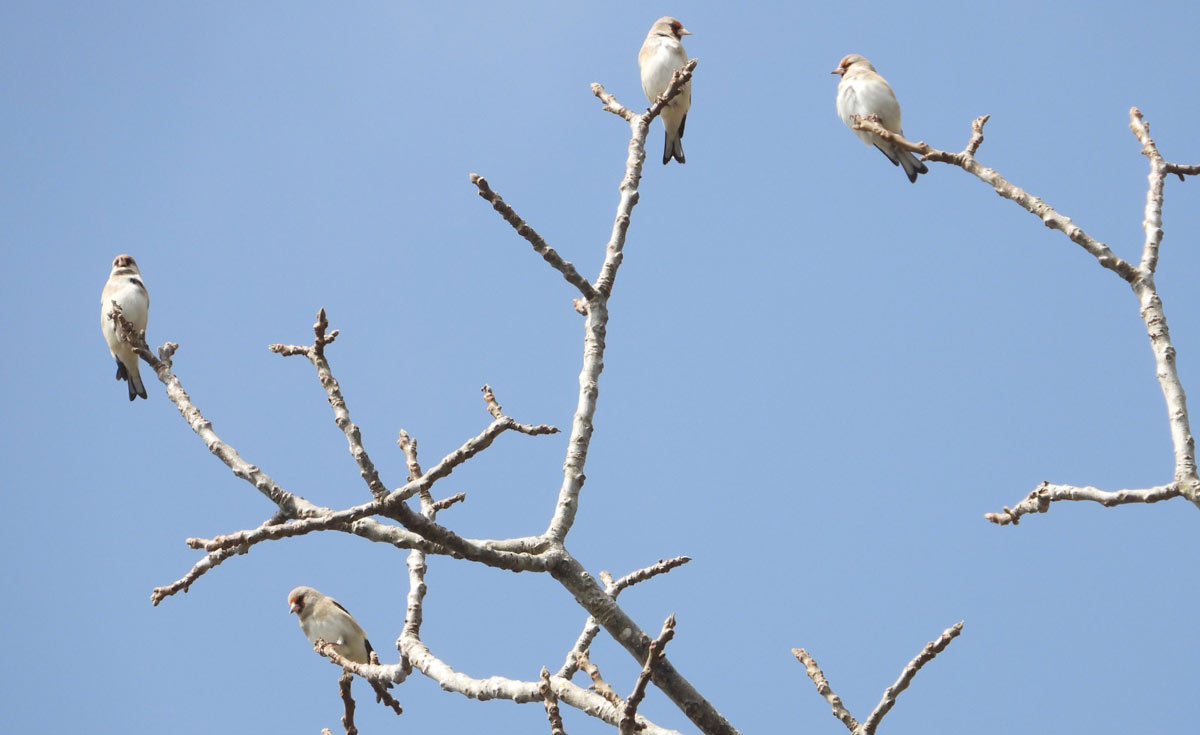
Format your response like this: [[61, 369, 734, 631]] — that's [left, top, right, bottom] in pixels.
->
[[838, 75, 902, 138], [113, 280, 149, 329], [301, 614, 350, 648], [641, 40, 684, 100]]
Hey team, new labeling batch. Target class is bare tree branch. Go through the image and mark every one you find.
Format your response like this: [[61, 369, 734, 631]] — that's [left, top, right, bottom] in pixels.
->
[[559, 557, 691, 679], [150, 62, 735, 735], [791, 648, 859, 733], [150, 544, 242, 606], [541, 667, 569, 735], [108, 307, 315, 518], [337, 669, 357, 735], [576, 649, 622, 707], [794, 622, 963, 735], [399, 634, 676, 735], [270, 308, 387, 500], [620, 615, 676, 735], [544, 60, 699, 547], [315, 640, 407, 695], [469, 175, 596, 300], [592, 59, 697, 299], [984, 481, 1182, 525], [861, 622, 963, 734], [849, 110, 1200, 518], [548, 555, 735, 735]]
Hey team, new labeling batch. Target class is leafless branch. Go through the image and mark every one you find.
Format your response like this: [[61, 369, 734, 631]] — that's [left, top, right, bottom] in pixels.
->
[[590, 83, 634, 121], [431, 492, 467, 512], [1165, 162, 1200, 177], [576, 649, 622, 707], [338, 669, 357, 735], [315, 639, 407, 696], [270, 309, 386, 500], [612, 557, 691, 593], [108, 308, 314, 518], [150, 62, 735, 735], [400, 634, 675, 735], [559, 557, 691, 679], [541, 667, 568, 735], [985, 481, 1182, 525], [852, 109, 1200, 518], [469, 174, 596, 299], [620, 615, 676, 735], [794, 622, 963, 735], [791, 648, 858, 733], [544, 60, 701, 552], [861, 622, 963, 734], [149, 544, 241, 606], [589, 59, 697, 299], [852, 114, 1137, 280]]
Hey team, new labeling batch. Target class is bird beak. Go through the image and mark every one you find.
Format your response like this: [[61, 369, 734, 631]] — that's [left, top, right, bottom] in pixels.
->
[[831, 67, 844, 76], [289, 601, 300, 614], [678, 27, 691, 36]]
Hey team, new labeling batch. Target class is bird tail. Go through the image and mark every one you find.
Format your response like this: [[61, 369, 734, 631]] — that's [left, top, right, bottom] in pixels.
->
[[899, 151, 928, 183], [663, 132, 686, 165], [125, 364, 148, 401], [662, 112, 686, 165]]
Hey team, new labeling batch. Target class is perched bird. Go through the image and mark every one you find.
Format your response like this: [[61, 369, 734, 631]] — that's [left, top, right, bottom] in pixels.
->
[[639, 16, 691, 165], [100, 254, 150, 401], [288, 586, 378, 667], [833, 54, 928, 183]]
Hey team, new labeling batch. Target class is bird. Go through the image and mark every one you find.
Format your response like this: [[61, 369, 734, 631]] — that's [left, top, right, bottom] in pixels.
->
[[100, 254, 150, 401], [288, 586, 380, 668], [639, 16, 691, 165], [833, 54, 928, 183]]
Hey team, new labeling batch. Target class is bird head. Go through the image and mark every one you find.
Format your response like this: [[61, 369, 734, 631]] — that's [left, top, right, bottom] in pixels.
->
[[288, 586, 315, 617], [832, 54, 874, 76], [110, 254, 141, 276], [652, 16, 690, 39]]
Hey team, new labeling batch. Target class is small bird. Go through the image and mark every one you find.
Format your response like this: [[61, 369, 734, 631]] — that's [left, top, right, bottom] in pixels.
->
[[288, 586, 379, 667], [833, 54, 928, 183], [639, 16, 691, 165], [100, 254, 150, 401]]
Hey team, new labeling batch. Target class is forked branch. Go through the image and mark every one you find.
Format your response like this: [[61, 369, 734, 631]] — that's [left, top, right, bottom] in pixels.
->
[[850, 109, 1200, 520], [794, 622, 963, 735]]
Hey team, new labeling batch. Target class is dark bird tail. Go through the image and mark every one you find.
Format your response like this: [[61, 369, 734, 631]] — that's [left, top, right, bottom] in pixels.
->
[[663, 113, 686, 165], [117, 358, 147, 400], [663, 133, 686, 165], [900, 151, 928, 183]]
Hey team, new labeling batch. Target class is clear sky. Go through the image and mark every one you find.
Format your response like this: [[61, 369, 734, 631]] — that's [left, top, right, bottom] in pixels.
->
[[3, 2, 1200, 733]]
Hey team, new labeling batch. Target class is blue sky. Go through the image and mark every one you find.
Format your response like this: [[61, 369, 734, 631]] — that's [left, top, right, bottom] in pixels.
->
[[4, 2, 1200, 733]]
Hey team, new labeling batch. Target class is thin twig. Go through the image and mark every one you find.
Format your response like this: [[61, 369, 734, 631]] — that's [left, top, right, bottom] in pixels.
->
[[559, 557, 691, 678], [315, 640, 407, 696], [271, 309, 388, 500], [576, 649, 622, 707], [620, 614, 676, 735], [793, 622, 963, 735], [850, 115, 1137, 281], [541, 667, 568, 735], [107, 308, 314, 517], [985, 481, 1182, 525], [860, 622, 963, 734], [431, 492, 467, 513], [338, 669, 357, 735], [470, 174, 597, 299], [150, 545, 241, 606], [791, 648, 859, 733]]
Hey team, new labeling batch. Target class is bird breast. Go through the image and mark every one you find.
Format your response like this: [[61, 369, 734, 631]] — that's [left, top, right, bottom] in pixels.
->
[[640, 40, 685, 99]]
